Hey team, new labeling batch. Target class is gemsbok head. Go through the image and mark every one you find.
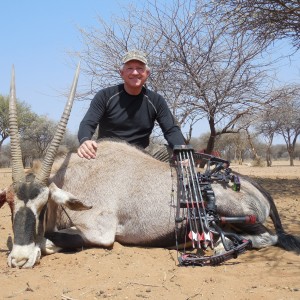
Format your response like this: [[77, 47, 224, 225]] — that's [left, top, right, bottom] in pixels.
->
[[6, 63, 89, 268]]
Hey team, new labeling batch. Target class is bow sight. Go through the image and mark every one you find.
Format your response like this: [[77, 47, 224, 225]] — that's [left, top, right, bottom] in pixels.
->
[[173, 145, 254, 266]]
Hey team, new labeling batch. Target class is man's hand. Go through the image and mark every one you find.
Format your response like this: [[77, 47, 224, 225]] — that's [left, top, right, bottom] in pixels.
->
[[77, 140, 98, 159]]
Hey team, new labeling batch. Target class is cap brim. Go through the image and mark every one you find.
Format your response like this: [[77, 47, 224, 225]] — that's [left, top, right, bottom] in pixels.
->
[[123, 58, 147, 64]]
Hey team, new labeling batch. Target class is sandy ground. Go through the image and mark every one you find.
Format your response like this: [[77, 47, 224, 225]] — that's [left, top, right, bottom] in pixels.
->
[[0, 161, 300, 300]]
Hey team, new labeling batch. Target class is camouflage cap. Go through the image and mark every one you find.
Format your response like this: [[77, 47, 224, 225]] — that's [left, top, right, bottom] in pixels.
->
[[122, 50, 148, 65]]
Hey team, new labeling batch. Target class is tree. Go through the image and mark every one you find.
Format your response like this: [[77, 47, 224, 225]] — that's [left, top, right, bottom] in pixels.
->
[[77, 0, 274, 150], [253, 87, 288, 166], [275, 86, 300, 166], [256, 107, 279, 167], [0, 94, 37, 153], [212, 0, 300, 50], [21, 116, 78, 167], [214, 132, 250, 163], [271, 144, 288, 160], [0, 144, 11, 167], [62, 131, 79, 153], [22, 115, 57, 157]]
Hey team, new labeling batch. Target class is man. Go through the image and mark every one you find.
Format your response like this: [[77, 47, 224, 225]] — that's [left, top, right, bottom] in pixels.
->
[[77, 50, 185, 161]]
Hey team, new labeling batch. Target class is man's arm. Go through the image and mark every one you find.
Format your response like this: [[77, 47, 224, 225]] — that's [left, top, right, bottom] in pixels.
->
[[77, 91, 106, 159], [155, 95, 186, 148], [78, 94, 104, 144]]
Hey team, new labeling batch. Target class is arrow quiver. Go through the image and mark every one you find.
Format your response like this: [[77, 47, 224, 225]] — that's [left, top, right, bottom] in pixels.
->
[[173, 145, 253, 266]]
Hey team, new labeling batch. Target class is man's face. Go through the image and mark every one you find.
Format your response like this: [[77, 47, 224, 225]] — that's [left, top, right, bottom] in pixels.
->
[[120, 60, 150, 92]]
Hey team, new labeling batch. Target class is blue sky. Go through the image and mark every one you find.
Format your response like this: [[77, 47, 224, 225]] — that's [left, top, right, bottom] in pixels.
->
[[0, 0, 125, 136], [1, 1, 299, 143]]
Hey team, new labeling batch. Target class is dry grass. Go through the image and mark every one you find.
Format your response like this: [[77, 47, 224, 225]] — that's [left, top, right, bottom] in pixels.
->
[[230, 160, 300, 179], [0, 168, 12, 189]]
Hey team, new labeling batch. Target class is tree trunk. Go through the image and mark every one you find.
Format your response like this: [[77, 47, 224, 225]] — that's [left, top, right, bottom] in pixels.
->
[[239, 150, 243, 165], [246, 129, 260, 160], [265, 135, 273, 167], [266, 147, 272, 167], [287, 143, 295, 166], [288, 149, 294, 166], [200, 117, 216, 168], [0, 141, 2, 167]]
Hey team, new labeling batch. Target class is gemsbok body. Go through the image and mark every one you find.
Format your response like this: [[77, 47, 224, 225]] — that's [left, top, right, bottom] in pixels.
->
[[1, 66, 300, 268]]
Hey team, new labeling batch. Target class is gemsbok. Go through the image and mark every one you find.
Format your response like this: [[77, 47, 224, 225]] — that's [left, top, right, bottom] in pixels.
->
[[1, 65, 299, 268]]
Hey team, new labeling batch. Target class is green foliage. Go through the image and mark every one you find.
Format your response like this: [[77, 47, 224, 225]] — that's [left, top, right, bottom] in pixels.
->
[[0, 94, 37, 146], [22, 115, 57, 157]]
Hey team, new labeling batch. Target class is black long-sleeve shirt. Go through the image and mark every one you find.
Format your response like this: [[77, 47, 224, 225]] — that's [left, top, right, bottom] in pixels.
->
[[78, 84, 185, 149]]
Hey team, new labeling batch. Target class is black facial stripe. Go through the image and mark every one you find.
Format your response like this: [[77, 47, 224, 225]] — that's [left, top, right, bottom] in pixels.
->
[[37, 204, 47, 239], [13, 207, 36, 245], [39, 204, 47, 222], [16, 182, 42, 204]]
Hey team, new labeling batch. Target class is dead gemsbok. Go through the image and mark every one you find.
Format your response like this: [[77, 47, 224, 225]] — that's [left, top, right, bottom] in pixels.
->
[[1, 66, 300, 268]]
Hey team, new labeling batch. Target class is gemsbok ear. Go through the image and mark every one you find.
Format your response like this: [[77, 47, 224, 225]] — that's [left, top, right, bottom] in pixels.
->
[[48, 183, 92, 211]]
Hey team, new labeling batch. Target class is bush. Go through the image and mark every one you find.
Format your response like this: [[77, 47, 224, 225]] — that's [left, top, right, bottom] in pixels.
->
[[251, 157, 266, 167]]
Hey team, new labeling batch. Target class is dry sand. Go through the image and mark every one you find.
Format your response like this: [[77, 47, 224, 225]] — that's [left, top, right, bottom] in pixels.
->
[[0, 161, 299, 299]]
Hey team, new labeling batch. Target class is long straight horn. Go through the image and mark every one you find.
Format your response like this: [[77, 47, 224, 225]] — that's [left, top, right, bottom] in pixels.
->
[[9, 65, 25, 184], [35, 62, 80, 185]]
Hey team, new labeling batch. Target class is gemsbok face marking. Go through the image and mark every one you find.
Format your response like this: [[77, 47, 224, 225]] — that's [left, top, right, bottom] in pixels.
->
[[8, 176, 49, 268], [7, 63, 83, 268]]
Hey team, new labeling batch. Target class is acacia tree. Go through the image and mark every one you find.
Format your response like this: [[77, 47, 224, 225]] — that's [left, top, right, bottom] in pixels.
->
[[254, 86, 297, 166], [77, 0, 274, 149], [22, 115, 57, 158], [62, 131, 79, 153], [274, 86, 300, 166], [211, 0, 300, 50], [146, 0, 273, 153], [0, 144, 11, 167], [256, 108, 279, 167], [214, 132, 250, 163], [0, 95, 36, 153]]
